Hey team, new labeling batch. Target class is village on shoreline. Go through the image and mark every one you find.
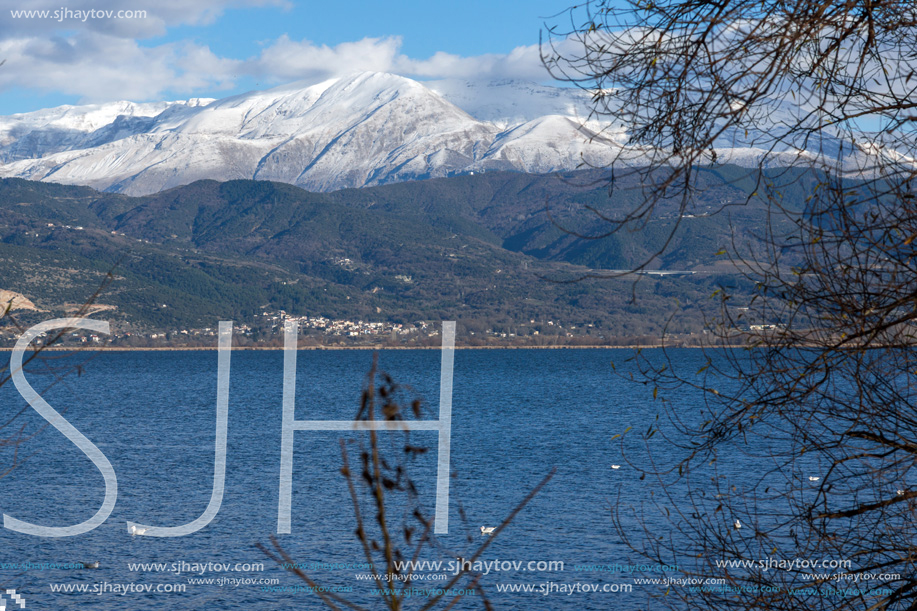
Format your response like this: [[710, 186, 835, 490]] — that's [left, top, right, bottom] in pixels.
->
[[1, 309, 713, 350]]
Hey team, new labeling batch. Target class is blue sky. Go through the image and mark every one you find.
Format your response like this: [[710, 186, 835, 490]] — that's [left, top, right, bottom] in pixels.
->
[[0, 0, 580, 114]]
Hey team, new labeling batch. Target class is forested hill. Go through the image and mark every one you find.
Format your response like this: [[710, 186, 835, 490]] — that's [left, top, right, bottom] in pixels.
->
[[0, 167, 800, 341]]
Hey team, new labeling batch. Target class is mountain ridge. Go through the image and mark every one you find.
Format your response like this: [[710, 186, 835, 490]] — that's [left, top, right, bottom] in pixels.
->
[[0, 170, 772, 335], [0, 73, 617, 195], [0, 72, 884, 197]]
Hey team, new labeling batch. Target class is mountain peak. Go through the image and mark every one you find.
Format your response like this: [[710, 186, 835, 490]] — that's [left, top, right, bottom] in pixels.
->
[[0, 74, 611, 195]]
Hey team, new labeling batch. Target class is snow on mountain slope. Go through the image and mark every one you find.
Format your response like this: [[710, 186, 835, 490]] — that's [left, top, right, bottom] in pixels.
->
[[0, 73, 508, 194], [1, 73, 610, 195], [483, 115, 619, 173], [0, 72, 863, 195], [0, 98, 213, 163]]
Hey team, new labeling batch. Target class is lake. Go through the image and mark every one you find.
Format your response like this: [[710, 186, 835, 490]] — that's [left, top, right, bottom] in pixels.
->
[[0, 347, 711, 610]]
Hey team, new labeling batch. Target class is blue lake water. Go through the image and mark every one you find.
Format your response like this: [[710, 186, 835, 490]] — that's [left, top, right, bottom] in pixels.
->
[[0, 347, 716, 610]]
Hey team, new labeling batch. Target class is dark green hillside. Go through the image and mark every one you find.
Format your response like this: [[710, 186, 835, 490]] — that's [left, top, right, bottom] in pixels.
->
[[328, 165, 804, 271], [0, 169, 783, 338]]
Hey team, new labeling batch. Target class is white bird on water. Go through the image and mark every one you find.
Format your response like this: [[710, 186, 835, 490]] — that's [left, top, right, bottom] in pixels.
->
[[898, 489, 906, 496], [611, 465, 621, 470], [81, 561, 99, 569], [808, 477, 821, 482], [129, 525, 148, 537], [734, 519, 741, 530], [480, 526, 495, 535]]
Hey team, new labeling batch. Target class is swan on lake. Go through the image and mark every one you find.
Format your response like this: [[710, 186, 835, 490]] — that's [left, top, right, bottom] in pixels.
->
[[480, 526, 495, 535]]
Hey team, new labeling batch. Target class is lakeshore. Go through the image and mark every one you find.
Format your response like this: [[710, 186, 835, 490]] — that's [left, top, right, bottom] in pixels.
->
[[1, 343, 688, 351]]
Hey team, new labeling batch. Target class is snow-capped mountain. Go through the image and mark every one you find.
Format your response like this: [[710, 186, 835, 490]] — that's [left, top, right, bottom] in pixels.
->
[[0, 71, 878, 195], [0, 98, 214, 163], [0, 73, 621, 195]]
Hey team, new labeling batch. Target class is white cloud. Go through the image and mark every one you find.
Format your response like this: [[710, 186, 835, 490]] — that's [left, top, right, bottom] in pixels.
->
[[0, 35, 240, 102], [0, 25, 549, 105], [240, 35, 550, 85], [396, 44, 549, 81], [243, 35, 404, 82]]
